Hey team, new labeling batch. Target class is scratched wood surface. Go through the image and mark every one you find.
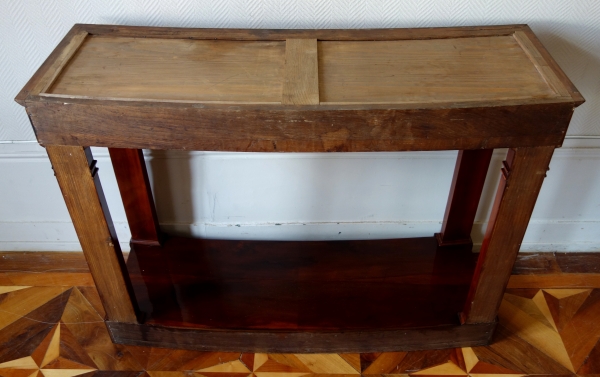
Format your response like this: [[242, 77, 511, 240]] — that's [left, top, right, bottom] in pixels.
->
[[45, 33, 565, 105], [318, 36, 559, 104], [1, 252, 600, 376], [48, 36, 286, 103]]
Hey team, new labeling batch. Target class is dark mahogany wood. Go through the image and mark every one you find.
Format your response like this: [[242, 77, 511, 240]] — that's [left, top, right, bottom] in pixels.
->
[[462, 146, 556, 324], [107, 319, 496, 353], [126, 236, 477, 331], [4, 250, 598, 275], [437, 149, 493, 247], [108, 148, 161, 246]]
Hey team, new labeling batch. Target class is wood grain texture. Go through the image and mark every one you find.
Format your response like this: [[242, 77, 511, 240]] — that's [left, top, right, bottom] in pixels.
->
[[14, 25, 86, 105], [1, 273, 94, 287], [59, 288, 142, 371], [319, 36, 557, 104], [17, 24, 584, 109], [0, 252, 90, 273], [508, 274, 600, 288], [513, 31, 570, 97], [33, 31, 89, 95], [106, 321, 495, 353], [520, 25, 585, 105], [463, 146, 556, 324], [512, 252, 563, 275], [437, 149, 493, 246], [0, 287, 70, 330], [45, 146, 137, 323], [108, 149, 161, 246], [0, 289, 72, 365], [79, 24, 525, 41], [282, 39, 319, 105], [26, 99, 575, 151], [2, 251, 595, 275], [2, 275, 600, 374], [554, 252, 600, 273], [48, 37, 285, 103], [127, 236, 476, 332]]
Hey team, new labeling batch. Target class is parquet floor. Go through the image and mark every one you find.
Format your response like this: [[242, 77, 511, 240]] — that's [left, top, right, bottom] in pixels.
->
[[1, 253, 600, 377]]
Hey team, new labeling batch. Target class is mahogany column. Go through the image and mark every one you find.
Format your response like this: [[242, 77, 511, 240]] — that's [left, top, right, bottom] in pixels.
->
[[462, 146, 555, 324], [108, 148, 162, 246], [437, 149, 493, 247]]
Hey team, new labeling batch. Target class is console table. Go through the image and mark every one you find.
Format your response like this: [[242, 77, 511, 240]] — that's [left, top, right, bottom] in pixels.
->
[[16, 24, 584, 353]]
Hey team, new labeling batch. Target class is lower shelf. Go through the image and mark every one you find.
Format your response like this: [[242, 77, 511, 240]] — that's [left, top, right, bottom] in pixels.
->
[[107, 320, 496, 353], [128, 235, 478, 330], [119, 235, 489, 352]]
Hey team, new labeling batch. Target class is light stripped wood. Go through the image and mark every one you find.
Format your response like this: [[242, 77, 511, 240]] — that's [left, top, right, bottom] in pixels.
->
[[318, 36, 557, 104], [513, 31, 571, 97], [49, 36, 285, 103], [31, 31, 88, 96], [46, 146, 137, 323], [282, 39, 319, 105]]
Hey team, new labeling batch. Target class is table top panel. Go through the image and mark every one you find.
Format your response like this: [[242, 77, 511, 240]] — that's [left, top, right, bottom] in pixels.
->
[[319, 36, 556, 104], [47, 33, 560, 105], [48, 36, 285, 103]]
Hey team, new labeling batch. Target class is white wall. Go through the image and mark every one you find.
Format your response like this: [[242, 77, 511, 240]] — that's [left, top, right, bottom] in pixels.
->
[[1, 0, 599, 252]]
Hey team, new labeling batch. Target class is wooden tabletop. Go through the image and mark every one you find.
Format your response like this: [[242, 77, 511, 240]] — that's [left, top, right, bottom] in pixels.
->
[[16, 24, 584, 152]]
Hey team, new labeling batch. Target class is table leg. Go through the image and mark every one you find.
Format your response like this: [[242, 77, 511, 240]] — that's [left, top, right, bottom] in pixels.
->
[[108, 148, 162, 246], [462, 146, 555, 324], [437, 149, 493, 247], [46, 145, 139, 323]]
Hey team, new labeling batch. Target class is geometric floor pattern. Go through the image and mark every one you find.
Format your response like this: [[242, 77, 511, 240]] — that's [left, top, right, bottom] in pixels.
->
[[1, 285, 600, 377]]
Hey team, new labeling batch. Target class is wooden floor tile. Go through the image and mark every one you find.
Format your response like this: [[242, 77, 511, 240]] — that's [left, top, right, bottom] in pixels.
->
[[360, 352, 407, 374], [253, 355, 310, 373], [558, 288, 600, 372], [498, 296, 574, 371], [293, 354, 359, 374], [1, 270, 599, 376], [2, 274, 95, 287]]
